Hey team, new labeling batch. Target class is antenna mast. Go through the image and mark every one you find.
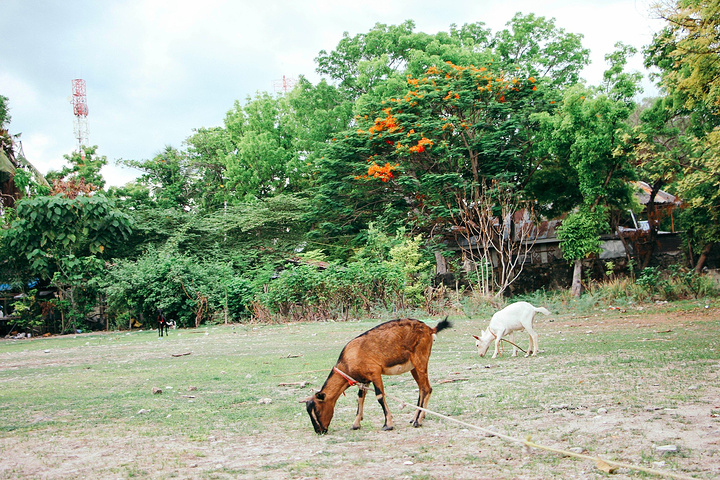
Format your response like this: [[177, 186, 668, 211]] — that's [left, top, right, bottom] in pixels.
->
[[272, 75, 297, 94], [71, 79, 89, 153]]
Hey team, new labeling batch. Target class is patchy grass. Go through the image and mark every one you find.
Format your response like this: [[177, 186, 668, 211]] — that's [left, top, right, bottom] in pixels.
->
[[1, 301, 719, 479]]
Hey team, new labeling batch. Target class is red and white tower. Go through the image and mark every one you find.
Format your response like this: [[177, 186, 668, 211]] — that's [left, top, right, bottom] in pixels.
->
[[273, 75, 297, 94], [71, 79, 89, 152]]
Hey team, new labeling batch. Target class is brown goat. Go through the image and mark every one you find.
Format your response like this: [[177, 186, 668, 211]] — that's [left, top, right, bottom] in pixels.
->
[[304, 317, 451, 434]]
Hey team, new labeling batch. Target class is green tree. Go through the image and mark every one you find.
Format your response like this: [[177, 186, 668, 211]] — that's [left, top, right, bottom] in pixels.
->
[[3, 194, 132, 331], [533, 44, 641, 295], [46, 145, 107, 191], [0, 94, 10, 129], [646, 0, 720, 114], [308, 16, 589, 253], [121, 146, 193, 209], [224, 92, 301, 199], [556, 209, 607, 296], [629, 96, 690, 268], [645, 0, 720, 272], [185, 126, 234, 210]]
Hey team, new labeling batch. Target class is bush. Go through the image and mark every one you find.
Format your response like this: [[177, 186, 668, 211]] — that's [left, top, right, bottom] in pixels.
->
[[256, 261, 405, 321]]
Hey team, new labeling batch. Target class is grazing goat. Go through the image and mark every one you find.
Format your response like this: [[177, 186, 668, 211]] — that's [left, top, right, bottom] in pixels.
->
[[303, 317, 451, 434], [473, 301, 550, 358]]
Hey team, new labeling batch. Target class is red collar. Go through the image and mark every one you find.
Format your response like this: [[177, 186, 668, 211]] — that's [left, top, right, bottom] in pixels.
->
[[333, 367, 358, 386]]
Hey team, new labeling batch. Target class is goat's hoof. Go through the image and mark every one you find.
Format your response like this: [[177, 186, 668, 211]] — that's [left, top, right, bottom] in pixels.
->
[[412, 421, 422, 428], [351, 425, 361, 430], [382, 425, 394, 431]]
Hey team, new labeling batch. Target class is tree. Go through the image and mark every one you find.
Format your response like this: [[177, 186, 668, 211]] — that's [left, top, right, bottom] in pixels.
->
[[224, 92, 301, 199], [630, 96, 690, 268], [647, 0, 720, 114], [184, 126, 234, 211], [534, 43, 641, 295], [645, 0, 720, 272], [46, 145, 107, 191], [0, 95, 10, 129], [556, 209, 607, 296], [308, 16, 589, 254], [122, 146, 194, 210], [3, 194, 132, 331]]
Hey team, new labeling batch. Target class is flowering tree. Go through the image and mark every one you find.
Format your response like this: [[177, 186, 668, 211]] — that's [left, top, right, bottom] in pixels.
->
[[347, 60, 549, 229]]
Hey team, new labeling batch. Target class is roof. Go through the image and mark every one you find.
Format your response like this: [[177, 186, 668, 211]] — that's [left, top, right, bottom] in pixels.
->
[[634, 181, 682, 206]]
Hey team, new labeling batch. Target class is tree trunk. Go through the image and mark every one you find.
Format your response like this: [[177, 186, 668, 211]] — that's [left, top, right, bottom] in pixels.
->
[[571, 258, 583, 297], [641, 182, 662, 269], [694, 242, 714, 274], [434, 251, 448, 275]]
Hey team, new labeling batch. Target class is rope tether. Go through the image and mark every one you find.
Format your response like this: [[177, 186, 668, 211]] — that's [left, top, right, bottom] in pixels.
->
[[332, 367, 696, 480]]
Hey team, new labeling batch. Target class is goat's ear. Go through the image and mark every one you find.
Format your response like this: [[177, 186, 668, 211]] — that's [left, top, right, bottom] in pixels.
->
[[472, 335, 480, 340], [316, 392, 326, 402]]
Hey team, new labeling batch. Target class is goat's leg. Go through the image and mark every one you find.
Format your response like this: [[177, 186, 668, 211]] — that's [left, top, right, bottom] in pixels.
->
[[371, 379, 393, 431], [409, 368, 432, 427], [527, 327, 539, 356], [511, 331, 519, 357], [492, 331, 503, 358], [352, 384, 369, 430]]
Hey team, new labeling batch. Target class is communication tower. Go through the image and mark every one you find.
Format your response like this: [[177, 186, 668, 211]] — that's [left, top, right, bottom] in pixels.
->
[[272, 75, 297, 94], [71, 79, 89, 152]]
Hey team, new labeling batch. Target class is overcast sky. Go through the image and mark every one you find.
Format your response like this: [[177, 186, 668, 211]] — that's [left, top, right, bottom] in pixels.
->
[[2, 0, 665, 188]]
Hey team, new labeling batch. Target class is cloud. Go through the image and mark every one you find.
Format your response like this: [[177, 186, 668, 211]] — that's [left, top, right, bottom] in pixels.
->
[[1, 0, 666, 188]]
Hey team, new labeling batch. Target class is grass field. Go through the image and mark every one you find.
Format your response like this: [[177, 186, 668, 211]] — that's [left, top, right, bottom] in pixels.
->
[[1, 300, 719, 479]]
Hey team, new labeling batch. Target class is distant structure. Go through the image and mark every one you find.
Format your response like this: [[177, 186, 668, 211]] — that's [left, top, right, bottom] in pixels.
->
[[273, 75, 297, 94], [71, 79, 89, 154]]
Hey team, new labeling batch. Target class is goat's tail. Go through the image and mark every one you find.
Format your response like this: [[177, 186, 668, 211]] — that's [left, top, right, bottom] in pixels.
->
[[434, 316, 452, 334], [535, 307, 551, 316]]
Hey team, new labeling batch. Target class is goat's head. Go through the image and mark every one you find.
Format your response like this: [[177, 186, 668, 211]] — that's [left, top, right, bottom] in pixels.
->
[[303, 391, 334, 435], [472, 330, 494, 357]]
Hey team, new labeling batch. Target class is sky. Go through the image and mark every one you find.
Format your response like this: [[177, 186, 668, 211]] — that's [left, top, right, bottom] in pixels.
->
[[2, 0, 666, 188]]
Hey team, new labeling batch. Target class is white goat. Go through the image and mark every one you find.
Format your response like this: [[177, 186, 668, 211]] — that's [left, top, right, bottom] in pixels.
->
[[473, 301, 551, 358]]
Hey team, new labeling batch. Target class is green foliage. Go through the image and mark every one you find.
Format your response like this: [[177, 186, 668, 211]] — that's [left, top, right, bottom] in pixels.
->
[[8, 289, 46, 332], [386, 234, 431, 305], [646, 0, 720, 114], [0, 94, 10, 129], [256, 261, 404, 321], [2, 194, 132, 332], [556, 209, 607, 262], [644, 1, 720, 270], [635, 265, 719, 301], [5, 194, 132, 275], [46, 145, 108, 190], [253, 225, 435, 321], [121, 146, 194, 210], [103, 249, 221, 328]]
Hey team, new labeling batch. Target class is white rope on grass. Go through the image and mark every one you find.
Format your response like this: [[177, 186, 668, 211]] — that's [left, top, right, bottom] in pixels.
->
[[333, 368, 697, 480], [394, 398, 697, 480]]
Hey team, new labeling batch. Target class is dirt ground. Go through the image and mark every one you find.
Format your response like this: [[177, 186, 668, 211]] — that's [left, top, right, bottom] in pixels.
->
[[0, 306, 719, 479]]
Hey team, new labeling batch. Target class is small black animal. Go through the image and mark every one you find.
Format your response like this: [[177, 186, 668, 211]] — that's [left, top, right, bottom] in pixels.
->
[[157, 309, 173, 337]]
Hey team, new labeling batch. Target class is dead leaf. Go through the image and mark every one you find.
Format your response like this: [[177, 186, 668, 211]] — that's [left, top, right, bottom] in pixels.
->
[[595, 459, 617, 474]]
